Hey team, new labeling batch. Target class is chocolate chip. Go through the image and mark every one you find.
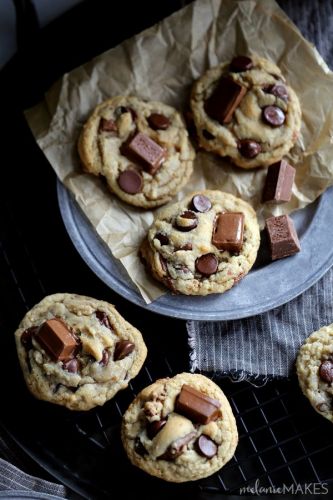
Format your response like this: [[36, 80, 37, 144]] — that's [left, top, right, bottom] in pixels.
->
[[202, 129, 215, 140], [319, 360, 333, 383], [230, 56, 253, 72], [147, 418, 167, 439], [147, 113, 170, 130], [99, 118, 117, 132], [178, 243, 192, 251], [135, 437, 147, 456], [117, 169, 143, 194], [100, 349, 110, 367], [21, 327, 37, 350], [175, 210, 198, 232], [96, 311, 112, 330], [155, 233, 169, 245], [196, 435, 218, 458], [264, 84, 288, 101], [114, 340, 135, 361], [238, 139, 262, 158], [262, 106, 285, 127], [195, 254, 218, 276], [63, 358, 79, 373], [191, 195, 212, 213]]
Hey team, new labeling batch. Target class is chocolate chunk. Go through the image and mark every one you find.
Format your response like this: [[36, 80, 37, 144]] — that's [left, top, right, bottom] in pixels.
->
[[121, 132, 166, 174], [155, 233, 169, 245], [99, 118, 117, 133], [264, 83, 289, 101], [265, 215, 301, 260], [195, 254, 218, 276], [212, 212, 244, 253], [230, 56, 253, 72], [262, 160, 295, 203], [175, 210, 198, 232], [100, 349, 110, 367], [158, 431, 197, 460], [21, 326, 37, 350], [196, 435, 218, 458], [34, 319, 78, 361], [319, 360, 333, 383], [202, 129, 215, 140], [147, 113, 170, 130], [117, 169, 143, 194], [147, 418, 167, 440], [238, 139, 261, 158], [114, 340, 135, 361], [204, 76, 247, 124], [191, 195, 212, 213], [63, 358, 79, 373], [134, 437, 147, 456], [175, 384, 221, 424], [262, 106, 285, 127], [178, 243, 192, 251], [96, 311, 112, 330]]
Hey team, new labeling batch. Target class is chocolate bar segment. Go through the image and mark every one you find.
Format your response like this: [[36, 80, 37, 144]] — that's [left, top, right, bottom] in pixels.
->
[[175, 384, 221, 424], [204, 76, 247, 124], [34, 318, 78, 361], [262, 160, 295, 203], [121, 132, 166, 174], [265, 215, 301, 260], [212, 212, 244, 253]]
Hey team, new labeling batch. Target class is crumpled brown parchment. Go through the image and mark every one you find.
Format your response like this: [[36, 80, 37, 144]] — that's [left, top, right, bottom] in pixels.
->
[[25, 0, 333, 303]]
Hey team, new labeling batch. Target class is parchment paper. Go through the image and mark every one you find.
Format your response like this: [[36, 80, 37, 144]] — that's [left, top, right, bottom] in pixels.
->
[[25, 0, 333, 303]]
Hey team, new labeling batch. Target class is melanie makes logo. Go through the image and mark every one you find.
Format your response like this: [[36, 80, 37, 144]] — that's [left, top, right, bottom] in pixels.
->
[[240, 479, 329, 495]]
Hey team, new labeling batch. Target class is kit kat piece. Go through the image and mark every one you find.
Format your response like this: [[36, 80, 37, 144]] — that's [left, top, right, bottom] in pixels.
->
[[212, 212, 244, 253], [204, 76, 247, 124], [175, 384, 221, 424], [34, 318, 78, 361], [265, 215, 300, 260], [121, 132, 166, 175], [262, 160, 295, 203]]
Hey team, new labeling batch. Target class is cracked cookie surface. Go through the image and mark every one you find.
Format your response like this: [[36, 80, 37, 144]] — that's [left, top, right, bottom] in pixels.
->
[[78, 95, 195, 208], [296, 324, 333, 423], [140, 190, 260, 295], [15, 293, 147, 410], [121, 373, 238, 482], [190, 55, 301, 169]]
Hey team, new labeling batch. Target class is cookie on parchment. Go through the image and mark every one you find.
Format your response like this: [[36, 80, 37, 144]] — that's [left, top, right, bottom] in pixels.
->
[[296, 324, 333, 423], [121, 373, 238, 482], [78, 95, 195, 208], [140, 190, 260, 295], [190, 55, 301, 169], [15, 293, 147, 411]]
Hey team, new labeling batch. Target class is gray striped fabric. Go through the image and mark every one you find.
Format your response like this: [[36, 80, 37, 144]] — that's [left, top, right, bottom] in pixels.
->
[[187, 0, 333, 381]]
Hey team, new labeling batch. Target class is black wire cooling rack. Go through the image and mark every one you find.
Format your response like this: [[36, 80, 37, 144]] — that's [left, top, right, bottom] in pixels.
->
[[0, 0, 333, 498]]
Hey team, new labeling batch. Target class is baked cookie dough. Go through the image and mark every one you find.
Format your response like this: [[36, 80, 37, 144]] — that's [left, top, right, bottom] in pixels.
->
[[296, 324, 333, 423], [15, 293, 147, 411], [140, 190, 260, 295], [78, 95, 195, 208], [190, 54, 301, 169], [121, 373, 238, 482]]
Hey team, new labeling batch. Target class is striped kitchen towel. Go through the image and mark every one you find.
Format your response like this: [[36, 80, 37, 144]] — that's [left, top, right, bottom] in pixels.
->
[[187, 0, 333, 382]]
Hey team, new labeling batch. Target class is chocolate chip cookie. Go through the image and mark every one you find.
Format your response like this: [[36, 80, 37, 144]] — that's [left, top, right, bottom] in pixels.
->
[[78, 95, 195, 208], [140, 190, 260, 295], [15, 293, 147, 410], [190, 55, 301, 169], [296, 324, 333, 423], [121, 373, 238, 482]]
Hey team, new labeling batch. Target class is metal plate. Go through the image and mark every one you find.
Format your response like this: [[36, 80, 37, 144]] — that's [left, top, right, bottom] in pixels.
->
[[57, 181, 333, 320]]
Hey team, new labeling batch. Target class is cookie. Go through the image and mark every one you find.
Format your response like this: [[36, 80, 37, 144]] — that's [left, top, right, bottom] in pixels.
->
[[15, 293, 147, 411], [296, 324, 333, 423], [121, 373, 238, 482], [78, 95, 195, 208], [190, 55, 301, 169], [140, 190, 260, 295]]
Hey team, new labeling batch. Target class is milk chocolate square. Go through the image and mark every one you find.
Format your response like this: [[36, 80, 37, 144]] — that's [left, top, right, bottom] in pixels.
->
[[35, 318, 78, 361], [121, 132, 166, 174], [212, 212, 244, 252], [175, 385, 221, 424], [204, 76, 247, 124], [262, 160, 295, 203], [265, 215, 301, 260]]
